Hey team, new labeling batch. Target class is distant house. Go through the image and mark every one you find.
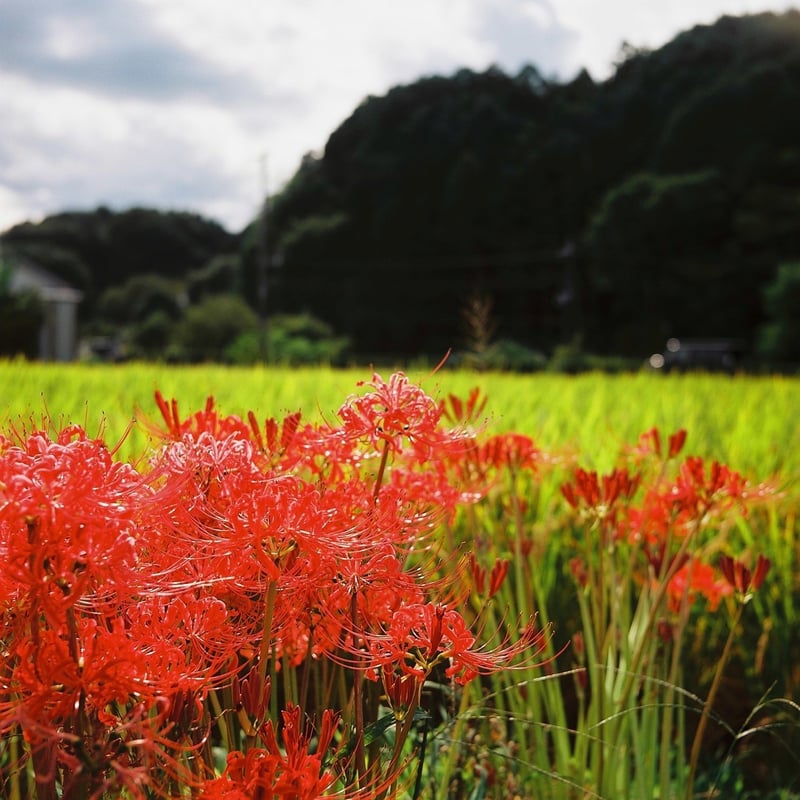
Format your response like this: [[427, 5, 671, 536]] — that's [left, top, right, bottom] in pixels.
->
[[7, 258, 83, 361]]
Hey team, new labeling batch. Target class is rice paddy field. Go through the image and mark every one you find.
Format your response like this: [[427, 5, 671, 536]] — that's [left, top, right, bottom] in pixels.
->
[[1, 359, 798, 482], [2, 359, 799, 798]]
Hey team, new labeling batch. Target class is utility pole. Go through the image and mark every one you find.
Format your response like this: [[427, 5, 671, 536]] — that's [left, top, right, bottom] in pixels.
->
[[257, 154, 269, 362]]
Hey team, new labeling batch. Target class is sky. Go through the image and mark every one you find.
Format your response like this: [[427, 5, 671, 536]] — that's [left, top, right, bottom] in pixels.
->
[[1, 1, 796, 235]]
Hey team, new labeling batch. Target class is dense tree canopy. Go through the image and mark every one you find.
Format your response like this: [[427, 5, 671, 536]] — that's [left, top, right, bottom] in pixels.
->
[[2, 208, 238, 311], [3, 10, 799, 368], [262, 10, 800, 364]]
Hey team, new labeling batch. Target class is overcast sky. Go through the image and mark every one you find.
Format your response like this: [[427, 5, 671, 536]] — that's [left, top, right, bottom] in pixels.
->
[[1, 0, 796, 234]]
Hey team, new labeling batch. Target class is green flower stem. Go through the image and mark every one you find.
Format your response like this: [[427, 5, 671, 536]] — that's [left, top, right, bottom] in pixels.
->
[[608, 517, 702, 740], [509, 469, 571, 772], [350, 590, 367, 782], [9, 725, 22, 800], [685, 601, 745, 799], [660, 571, 692, 794], [381, 692, 422, 800], [436, 682, 473, 799], [209, 689, 233, 755]]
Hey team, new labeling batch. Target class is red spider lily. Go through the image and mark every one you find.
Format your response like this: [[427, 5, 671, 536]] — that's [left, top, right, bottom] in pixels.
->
[[145, 432, 322, 583], [337, 371, 443, 455], [16, 723, 165, 800], [627, 487, 690, 546], [284, 423, 365, 482], [157, 686, 208, 743], [233, 669, 271, 734], [632, 427, 688, 460], [144, 391, 252, 443], [672, 456, 749, 516], [470, 555, 509, 599], [445, 432, 542, 496], [641, 533, 690, 577], [7, 617, 154, 732], [438, 386, 489, 428], [0, 427, 151, 624], [666, 560, 732, 614], [668, 429, 688, 458], [478, 433, 540, 473], [627, 457, 761, 552], [363, 602, 552, 685], [381, 462, 469, 523], [198, 705, 342, 800], [561, 467, 640, 526], [125, 593, 240, 688], [635, 427, 663, 458], [719, 553, 771, 601], [247, 410, 303, 470], [381, 668, 424, 719], [282, 543, 430, 667]]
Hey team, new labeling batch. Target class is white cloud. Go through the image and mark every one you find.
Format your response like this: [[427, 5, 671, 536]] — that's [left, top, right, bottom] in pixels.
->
[[1, 0, 796, 234], [551, 0, 798, 78]]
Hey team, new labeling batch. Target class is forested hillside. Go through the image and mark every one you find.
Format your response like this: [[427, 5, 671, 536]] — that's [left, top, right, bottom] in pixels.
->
[[1, 207, 238, 305], [3, 10, 800, 367], [266, 10, 800, 365]]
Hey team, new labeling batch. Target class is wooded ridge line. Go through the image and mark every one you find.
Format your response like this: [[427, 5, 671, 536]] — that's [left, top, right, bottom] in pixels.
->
[[3, 11, 799, 367]]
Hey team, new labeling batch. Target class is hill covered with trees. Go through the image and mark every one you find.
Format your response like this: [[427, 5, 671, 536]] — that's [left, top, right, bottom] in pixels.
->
[[3, 10, 800, 368]]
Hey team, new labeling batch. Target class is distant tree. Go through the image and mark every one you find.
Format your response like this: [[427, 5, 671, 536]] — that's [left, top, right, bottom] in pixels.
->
[[1, 207, 239, 305], [731, 147, 800, 258], [225, 312, 350, 366], [0, 291, 43, 358], [186, 254, 239, 302], [171, 294, 258, 362], [0, 257, 44, 358], [95, 274, 182, 324], [271, 66, 553, 357], [757, 261, 800, 365], [105, 209, 237, 286], [655, 62, 800, 181], [583, 170, 740, 352], [129, 310, 175, 358]]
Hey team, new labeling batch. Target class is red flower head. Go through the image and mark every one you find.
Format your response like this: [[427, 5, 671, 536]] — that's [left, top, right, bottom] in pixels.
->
[[0, 425, 150, 625], [337, 372, 443, 455], [632, 428, 687, 461], [478, 433, 540, 473], [365, 601, 553, 685], [561, 467, 640, 526], [439, 387, 489, 428], [145, 391, 251, 443], [719, 553, 771, 602], [199, 704, 340, 800], [470, 555, 509, 599], [673, 457, 748, 516], [666, 560, 732, 614]]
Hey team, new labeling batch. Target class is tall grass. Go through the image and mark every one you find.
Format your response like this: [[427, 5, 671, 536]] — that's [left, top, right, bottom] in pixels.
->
[[1, 360, 798, 482]]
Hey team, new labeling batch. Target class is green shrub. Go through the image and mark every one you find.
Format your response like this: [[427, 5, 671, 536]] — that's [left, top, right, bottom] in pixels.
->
[[225, 313, 351, 365], [171, 294, 259, 362]]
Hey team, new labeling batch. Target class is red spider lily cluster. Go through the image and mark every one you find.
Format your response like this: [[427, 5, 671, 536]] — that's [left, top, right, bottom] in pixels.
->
[[560, 426, 771, 618], [0, 373, 552, 799], [548, 426, 775, 799]]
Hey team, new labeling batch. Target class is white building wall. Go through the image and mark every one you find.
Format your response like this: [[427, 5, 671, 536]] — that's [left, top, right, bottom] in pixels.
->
[[8, 260, 83, 361]]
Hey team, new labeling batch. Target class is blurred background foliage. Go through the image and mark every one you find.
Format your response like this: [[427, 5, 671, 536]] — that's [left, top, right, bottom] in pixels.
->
[[2, 11, 800, 370]]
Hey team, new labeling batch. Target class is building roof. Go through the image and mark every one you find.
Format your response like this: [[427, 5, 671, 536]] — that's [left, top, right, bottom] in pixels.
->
[[7, 258, 83, 303]]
